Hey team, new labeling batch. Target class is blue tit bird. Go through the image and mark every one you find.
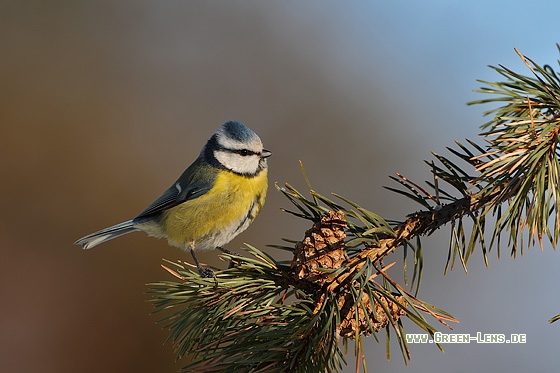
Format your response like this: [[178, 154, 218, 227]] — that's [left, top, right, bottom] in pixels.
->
[[75, 120, 271, 277]]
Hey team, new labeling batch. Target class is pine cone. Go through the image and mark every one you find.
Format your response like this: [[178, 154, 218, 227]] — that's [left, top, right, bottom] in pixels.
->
[[337, 291, 407, 338], [291, 210, 346, 285]]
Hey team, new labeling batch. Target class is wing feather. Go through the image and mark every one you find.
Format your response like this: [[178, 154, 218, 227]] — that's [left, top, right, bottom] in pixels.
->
[[134, 157, 215, 219]]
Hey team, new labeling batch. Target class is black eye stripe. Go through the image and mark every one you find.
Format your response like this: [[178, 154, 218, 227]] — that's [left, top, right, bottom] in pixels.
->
[[212, 140, 259, 156], [228, 148, 257, 156]]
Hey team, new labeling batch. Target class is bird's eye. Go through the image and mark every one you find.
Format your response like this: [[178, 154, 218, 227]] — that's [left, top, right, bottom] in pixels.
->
[[239, 149, 249, 156]]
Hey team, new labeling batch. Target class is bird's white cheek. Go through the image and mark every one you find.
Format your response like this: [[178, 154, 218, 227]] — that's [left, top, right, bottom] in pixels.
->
[[214, 151, 260, 175]]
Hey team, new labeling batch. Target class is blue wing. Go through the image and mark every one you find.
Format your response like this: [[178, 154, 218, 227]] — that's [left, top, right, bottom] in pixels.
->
[[134, 157, 215, 220]]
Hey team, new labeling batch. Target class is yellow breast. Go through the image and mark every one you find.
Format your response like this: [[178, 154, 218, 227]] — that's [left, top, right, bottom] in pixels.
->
[[159, 169, 268, 250]]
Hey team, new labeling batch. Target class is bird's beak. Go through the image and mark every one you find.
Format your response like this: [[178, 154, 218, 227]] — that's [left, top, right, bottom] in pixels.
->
[[262, 149, 272, 158]]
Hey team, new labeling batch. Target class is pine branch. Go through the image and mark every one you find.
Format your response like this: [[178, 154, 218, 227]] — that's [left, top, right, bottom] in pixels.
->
[[148, 46, 560, 372], [149, 203, 456, 373], [388, 47, 560, 269]]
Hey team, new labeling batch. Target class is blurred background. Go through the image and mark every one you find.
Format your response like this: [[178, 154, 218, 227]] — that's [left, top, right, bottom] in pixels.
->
[[2, 1, 560, 372]]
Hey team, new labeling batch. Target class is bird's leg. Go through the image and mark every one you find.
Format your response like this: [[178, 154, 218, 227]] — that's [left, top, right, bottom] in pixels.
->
[[190, 249, 216, 278], [217, 246, 238, 269]]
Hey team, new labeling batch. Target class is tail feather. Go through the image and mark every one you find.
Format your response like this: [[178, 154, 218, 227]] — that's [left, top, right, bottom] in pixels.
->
[[75, 220, 139, 249]]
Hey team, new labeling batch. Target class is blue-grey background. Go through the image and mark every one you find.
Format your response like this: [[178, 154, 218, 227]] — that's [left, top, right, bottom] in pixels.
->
[[1, 1, 559, 372]]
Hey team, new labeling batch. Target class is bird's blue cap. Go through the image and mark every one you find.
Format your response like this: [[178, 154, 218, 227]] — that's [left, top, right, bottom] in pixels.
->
[[220, 121, 260, 142]]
